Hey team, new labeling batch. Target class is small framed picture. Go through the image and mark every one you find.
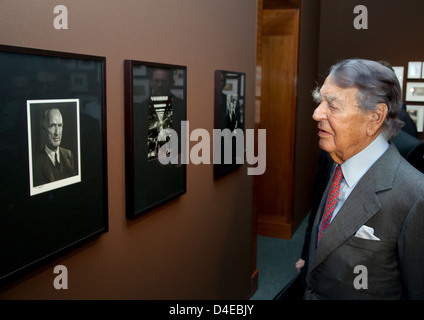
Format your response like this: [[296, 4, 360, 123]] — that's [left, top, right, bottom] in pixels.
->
[[406, 82, 424, 102], [124, 60, 187, 219], [407, 61, 422, 79], [27, 99, 81, 196], [406, 105, 424, 132], [214, 70, 246, 178], [392, 66, 404, 92]]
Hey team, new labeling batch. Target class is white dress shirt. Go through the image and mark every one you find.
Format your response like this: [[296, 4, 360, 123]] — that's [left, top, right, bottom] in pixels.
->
[[45, 145, 60, 166], [329, 134, 390, 222]]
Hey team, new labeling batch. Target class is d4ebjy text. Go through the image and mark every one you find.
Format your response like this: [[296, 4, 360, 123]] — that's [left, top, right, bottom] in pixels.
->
[[169, 304, 254, 317]]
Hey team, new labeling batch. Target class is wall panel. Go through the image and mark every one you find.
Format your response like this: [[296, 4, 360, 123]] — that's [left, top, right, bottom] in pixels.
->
[[0, 0, 257, 299]]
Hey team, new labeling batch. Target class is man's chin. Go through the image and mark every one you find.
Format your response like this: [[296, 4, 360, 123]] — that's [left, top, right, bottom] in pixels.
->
[[318, 139, 330, 151]]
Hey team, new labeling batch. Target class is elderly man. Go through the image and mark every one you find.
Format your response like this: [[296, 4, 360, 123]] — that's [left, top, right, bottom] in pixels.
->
[[303, 59, 424, 299], [34, 108, 76, 187]]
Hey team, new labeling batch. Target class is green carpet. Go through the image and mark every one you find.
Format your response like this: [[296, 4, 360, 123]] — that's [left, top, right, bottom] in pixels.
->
[[250, 214, 309, 300]]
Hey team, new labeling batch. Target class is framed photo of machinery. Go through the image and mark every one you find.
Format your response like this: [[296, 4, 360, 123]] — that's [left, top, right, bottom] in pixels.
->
[[0, 44, 108, 286], [124, 60, 187, 219], [406, 82, 424, 102], [213, 70, 246, 178]]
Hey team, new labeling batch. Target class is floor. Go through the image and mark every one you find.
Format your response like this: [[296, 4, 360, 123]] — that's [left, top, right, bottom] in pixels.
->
[[250, 214, 309, 300]]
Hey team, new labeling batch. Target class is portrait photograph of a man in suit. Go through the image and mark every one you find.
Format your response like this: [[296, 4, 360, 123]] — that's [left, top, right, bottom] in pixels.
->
[[218, 71, 244, 134], [27, 99, 81, 196], [299, 59, 424, 300]]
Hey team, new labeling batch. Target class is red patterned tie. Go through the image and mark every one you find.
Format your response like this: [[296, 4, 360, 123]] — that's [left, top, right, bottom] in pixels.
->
[[317, 165, 343, 244]]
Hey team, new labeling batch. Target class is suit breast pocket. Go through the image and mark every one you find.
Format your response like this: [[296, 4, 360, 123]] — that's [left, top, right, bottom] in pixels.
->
[[343, 236, 396, 270], [339, 236, 401, 297], [345, 236, 390, 251]]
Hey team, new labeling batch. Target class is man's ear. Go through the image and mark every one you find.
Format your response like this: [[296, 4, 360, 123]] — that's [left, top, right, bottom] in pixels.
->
[[367, 103, 388, 136]]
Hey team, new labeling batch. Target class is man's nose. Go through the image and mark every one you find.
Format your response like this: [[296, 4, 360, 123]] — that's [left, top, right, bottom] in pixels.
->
[[312, 103, 325, 122]]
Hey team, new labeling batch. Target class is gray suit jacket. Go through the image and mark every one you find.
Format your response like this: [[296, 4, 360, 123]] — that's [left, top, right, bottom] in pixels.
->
[[305, 144, 424, 299]]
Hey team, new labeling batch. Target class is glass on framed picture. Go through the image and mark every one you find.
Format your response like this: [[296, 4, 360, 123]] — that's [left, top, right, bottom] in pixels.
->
[[124, 60, 187, 218]]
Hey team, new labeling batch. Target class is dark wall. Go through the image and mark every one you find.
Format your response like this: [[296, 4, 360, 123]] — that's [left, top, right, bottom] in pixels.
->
[[318, 0, 424, 137], [318, 0, 424, 81]]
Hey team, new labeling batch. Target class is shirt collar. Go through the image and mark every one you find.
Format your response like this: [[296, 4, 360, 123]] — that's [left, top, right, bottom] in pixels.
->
[[45, 145, 60, 164], [340, 134, 389, 188]]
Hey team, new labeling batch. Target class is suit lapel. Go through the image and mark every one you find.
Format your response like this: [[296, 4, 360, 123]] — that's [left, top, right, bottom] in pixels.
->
[[309, 173, 381, 272], [308, 144, 400, 274], [41, 151, 55, 182], [59, 148, 68, 168]]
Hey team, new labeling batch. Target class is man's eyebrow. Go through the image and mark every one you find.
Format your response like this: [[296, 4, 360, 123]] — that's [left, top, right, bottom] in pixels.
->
[[323, 94, 339, 103], [312, 88, 339, 104]]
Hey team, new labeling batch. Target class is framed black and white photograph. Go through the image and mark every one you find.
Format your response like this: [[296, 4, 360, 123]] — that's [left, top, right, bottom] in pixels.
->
[[407, 61, 422, 79], [0, 45, 108, 286], [406, 82, 424, 102], [214, 70, 246, 178], [392, 66, 404, 93], [406, 105, 424, 132], [124, 60, 186, 219], [27, 99, 81, 196]]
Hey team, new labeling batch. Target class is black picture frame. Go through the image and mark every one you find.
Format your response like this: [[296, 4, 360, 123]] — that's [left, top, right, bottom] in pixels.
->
[[214, 70, 246, 178], [0, 44, 108, 286], [124, 60, 187, 219]]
